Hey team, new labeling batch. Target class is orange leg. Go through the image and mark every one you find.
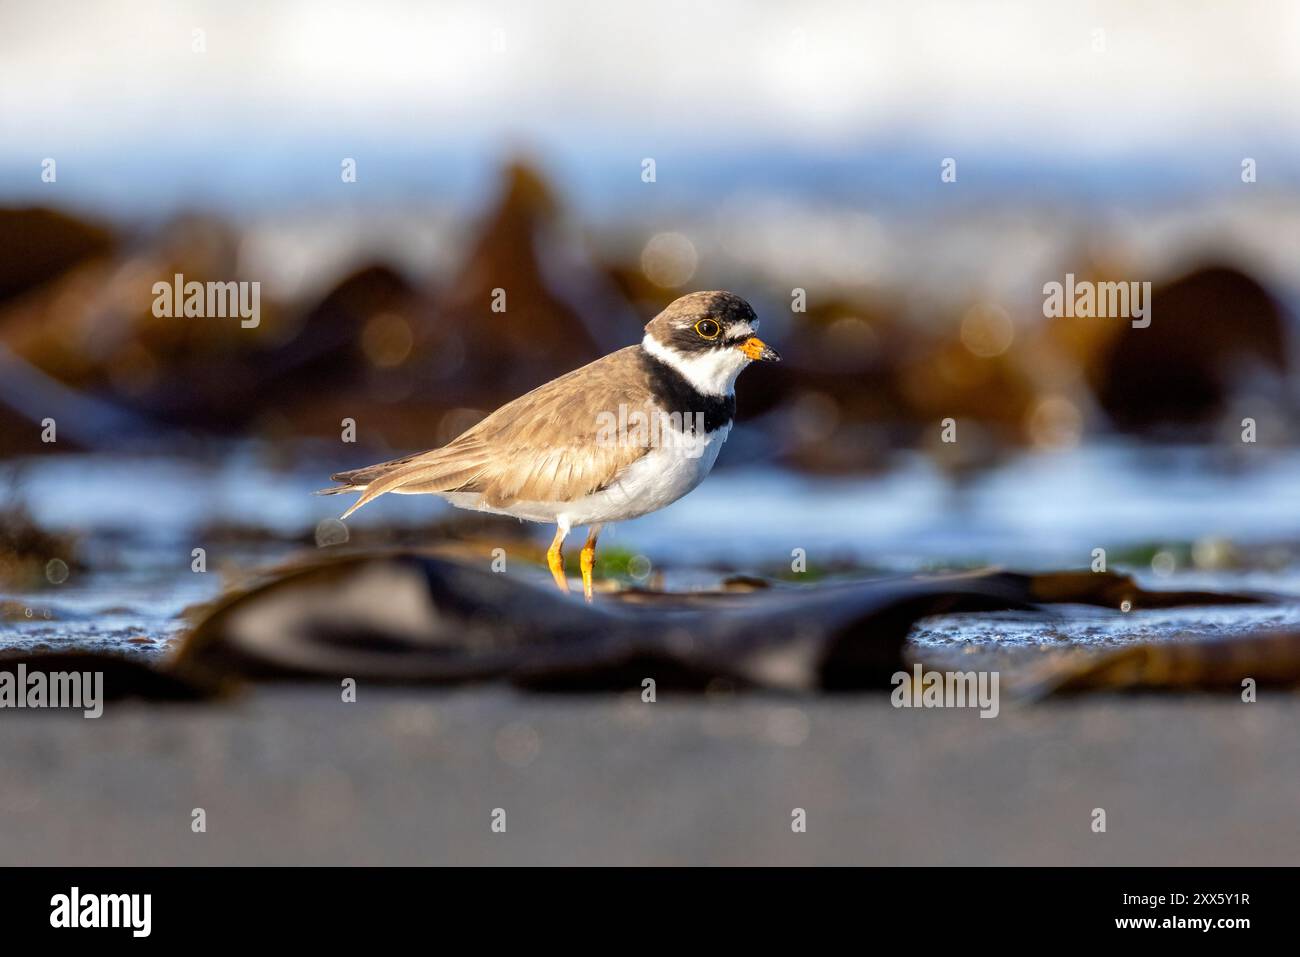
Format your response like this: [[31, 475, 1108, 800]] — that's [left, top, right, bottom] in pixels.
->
[[546, 525, 570, 593], [579, 525, 602, 603]]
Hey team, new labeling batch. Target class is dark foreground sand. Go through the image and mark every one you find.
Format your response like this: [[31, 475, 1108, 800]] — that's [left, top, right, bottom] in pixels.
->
[[2, 688, 1297, 866]]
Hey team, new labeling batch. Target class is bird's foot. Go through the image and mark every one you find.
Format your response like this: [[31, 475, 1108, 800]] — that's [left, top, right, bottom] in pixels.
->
[[546, 537, 569, 594], [579, 525, 601, 603], [580, 543, 596, 603]]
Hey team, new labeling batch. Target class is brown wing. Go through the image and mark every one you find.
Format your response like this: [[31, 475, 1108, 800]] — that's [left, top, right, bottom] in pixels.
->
[[335, 347, 655, 518]]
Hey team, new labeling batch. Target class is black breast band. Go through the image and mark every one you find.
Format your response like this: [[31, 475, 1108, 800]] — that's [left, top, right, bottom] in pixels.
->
[[638, 350, 736, 435]]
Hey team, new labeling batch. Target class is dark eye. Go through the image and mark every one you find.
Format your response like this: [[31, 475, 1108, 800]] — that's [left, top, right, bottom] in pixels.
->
[[694, 318, 720, 340]]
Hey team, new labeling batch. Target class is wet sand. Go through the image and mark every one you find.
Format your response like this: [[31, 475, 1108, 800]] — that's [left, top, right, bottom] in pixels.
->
[[2, 688, 1297, 866]]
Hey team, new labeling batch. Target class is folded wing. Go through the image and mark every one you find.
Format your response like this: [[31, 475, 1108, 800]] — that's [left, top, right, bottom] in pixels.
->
[[323, 347, 654, 518]]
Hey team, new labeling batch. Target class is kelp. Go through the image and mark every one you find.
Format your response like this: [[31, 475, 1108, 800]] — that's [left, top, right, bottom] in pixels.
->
[[173, 552, 1039, 691], [1020, 629, 1300, 696], [1, 551, 1292, 701]]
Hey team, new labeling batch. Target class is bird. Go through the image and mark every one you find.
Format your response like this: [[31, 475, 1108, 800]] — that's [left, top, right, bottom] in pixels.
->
[[318, 290, 779, 601]]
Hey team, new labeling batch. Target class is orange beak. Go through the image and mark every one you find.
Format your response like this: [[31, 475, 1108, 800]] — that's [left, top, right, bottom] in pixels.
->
[[739, 337, 780, 361]]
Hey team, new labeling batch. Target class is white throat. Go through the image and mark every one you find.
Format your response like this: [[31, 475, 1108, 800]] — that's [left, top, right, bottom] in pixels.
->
[[641, 333, 749, 397]]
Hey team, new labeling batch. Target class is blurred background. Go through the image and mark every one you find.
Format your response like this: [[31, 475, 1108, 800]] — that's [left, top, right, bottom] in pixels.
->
[[2, 1, 1300, 645]]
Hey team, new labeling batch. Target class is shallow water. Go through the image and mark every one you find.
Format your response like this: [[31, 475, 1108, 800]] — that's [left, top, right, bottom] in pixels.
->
[[2, 442, 1298, 661]]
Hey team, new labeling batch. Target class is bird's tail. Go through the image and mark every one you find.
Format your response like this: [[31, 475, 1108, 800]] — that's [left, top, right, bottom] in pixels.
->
[[319, 462, 480, 520], [314, 459, 412, 515], [338, 465, 437, 518]]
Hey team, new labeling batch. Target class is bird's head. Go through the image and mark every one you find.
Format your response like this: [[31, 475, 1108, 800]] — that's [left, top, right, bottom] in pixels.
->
[[641, 291, 779, 396]]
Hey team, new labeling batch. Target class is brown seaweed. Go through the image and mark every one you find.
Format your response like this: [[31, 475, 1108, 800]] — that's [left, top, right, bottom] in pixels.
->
[[1020, 629, 1300, 696], [0, 503, 81, 589], [2, 553, 1289, 700], [173, 552, 1042, 691], [170, 554, 1280, 693]]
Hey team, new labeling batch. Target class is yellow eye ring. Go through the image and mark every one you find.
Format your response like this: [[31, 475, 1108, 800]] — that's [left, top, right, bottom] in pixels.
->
[[694, 318, 721, 340]]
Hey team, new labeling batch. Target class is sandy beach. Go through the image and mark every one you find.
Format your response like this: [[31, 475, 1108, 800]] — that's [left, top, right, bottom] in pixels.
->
[[3, 688, 1297, 866]]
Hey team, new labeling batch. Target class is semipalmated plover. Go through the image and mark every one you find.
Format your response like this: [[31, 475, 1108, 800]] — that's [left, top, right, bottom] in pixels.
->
[[319, 290, 778, 600]]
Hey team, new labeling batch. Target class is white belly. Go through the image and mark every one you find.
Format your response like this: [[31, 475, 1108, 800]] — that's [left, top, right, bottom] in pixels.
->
[[438, 424, 730, 528]]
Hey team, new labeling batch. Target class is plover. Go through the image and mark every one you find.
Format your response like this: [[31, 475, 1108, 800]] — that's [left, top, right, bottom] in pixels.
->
[[319, 291, 778, 600]]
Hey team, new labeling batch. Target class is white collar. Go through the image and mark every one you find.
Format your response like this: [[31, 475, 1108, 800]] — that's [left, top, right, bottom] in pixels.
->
[[641, 332, 750, 397]]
